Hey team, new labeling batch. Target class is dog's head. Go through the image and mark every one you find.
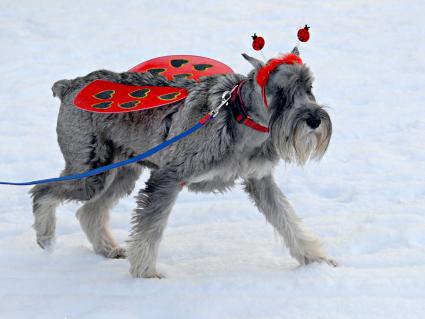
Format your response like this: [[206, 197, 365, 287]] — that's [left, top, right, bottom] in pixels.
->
[[242, 49, 332, 166]]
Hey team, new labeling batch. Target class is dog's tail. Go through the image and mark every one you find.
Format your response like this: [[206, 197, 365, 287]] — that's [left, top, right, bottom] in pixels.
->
[[52, 79, 72, 100]]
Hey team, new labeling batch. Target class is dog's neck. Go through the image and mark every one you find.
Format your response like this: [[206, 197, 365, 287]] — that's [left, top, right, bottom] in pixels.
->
[[238, 78, 270, 128], [223, 77, 272, 156]]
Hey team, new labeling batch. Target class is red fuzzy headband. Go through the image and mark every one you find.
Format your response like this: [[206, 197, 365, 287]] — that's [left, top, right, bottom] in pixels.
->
[[256, 53, 303, 108]]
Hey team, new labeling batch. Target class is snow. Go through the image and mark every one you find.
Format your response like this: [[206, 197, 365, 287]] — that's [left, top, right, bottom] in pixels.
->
[[1, 0, 425, 318]]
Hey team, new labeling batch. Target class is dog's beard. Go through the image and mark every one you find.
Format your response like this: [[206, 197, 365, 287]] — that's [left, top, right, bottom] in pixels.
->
[[270, 108, 332, 166]]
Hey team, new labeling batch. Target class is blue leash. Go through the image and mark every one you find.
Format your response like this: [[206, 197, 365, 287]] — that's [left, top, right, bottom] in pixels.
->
[[0, 114, 213, 186]]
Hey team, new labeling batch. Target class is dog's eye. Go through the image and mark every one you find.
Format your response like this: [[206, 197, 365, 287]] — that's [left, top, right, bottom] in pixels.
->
[[306, 85, 313, 94]]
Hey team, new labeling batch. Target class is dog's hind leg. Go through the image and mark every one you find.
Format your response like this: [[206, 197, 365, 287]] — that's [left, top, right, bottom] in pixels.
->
[[76, 165, 142, 258], [244, 175, 337, 267], [127, 169, 181, 278], [30, 168, 115, 250], [30, 184, 63, 249], [31, 161, 140, 255]]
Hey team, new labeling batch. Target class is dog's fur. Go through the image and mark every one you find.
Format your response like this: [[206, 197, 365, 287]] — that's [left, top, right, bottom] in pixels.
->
[[30, 51, 334, 278]]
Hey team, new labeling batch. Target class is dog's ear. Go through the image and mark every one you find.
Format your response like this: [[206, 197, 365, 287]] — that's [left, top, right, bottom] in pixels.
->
[[241, 53, 264, 70], [291, 46, 300, 56]]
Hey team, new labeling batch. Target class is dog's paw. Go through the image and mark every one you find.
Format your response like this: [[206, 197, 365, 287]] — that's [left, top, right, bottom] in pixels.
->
[[321, 257, 338, 267], [142, 272, 165, 279], [36, 235, 55, 250], [106, 247, 127, 259], [299, 254, 338, 267], [131, 270, 165, 279]]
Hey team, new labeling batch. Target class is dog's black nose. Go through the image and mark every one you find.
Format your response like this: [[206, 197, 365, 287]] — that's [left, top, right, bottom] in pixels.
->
[[306, 116, 321, 129]]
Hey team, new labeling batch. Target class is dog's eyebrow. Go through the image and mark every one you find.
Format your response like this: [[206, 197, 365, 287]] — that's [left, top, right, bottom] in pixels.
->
[[274, 70, 310, 89], [294, 69, 314, 89]]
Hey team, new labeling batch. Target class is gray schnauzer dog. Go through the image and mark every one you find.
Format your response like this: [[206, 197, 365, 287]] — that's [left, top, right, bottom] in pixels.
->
[[30, 49, 334, 278]]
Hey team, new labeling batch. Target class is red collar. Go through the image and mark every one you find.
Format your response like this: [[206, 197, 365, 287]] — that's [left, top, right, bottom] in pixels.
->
[[230, 81, 269, 133]]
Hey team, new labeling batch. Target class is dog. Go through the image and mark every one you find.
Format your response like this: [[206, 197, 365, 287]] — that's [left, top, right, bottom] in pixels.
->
[[30, 48, 335, 278]]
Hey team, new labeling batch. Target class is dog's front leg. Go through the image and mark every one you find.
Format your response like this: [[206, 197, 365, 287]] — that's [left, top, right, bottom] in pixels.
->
[[244, 175, 336, 266], [127, 170, 181, 278]]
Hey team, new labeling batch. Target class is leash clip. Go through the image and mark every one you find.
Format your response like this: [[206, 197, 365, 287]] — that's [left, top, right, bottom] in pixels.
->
[[210, 84, 239, 118]]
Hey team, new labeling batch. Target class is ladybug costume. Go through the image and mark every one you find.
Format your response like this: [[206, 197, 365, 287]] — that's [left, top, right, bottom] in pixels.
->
[[74, 26, 310, 132]]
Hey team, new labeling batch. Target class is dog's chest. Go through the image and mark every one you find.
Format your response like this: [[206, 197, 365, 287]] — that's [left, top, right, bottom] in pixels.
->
[[187, 155, 274, 186]]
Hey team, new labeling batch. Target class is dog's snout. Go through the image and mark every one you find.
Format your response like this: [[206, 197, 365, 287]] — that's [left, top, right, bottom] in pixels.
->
[[306, 116, 321, 129]]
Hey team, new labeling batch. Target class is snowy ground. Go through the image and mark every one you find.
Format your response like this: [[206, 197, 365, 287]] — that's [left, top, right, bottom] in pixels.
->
[[1, 1, 425, 318]]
